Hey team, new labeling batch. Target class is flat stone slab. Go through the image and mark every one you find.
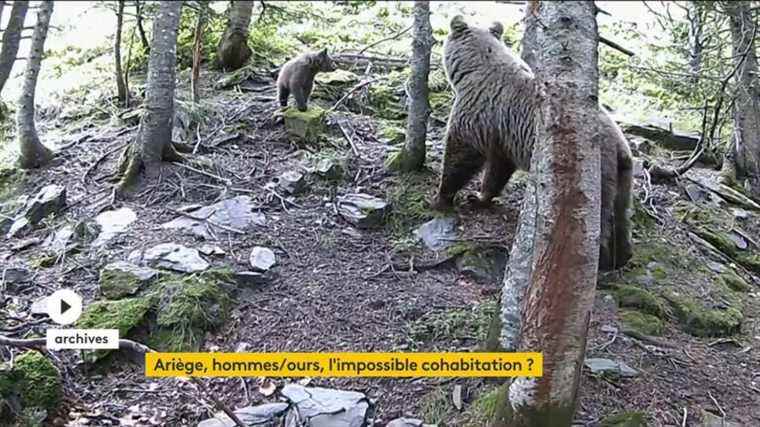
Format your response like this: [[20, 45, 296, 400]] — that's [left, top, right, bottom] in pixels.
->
[[198, 402, 289, 427], [336, 193, 389, 229], [413, 216, 458, 251], [129, 243, 209, 273], [281, 384, 372, 427], [584, 358, 638, 377], [93, 207, 137, 247], [162, 196, 265, 239], [99, 261, 159, 299]]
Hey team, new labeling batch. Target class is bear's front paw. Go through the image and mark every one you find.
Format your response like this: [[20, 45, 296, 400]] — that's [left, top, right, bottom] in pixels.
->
[[429, 194, 455, 212]]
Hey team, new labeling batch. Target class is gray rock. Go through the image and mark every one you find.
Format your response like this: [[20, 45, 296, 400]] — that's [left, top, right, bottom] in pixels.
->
[[699, 409, 741, 427], [44, 225, 76, 255], [233, 271, 272, 287], [337, 193, 389, 229], [93, 207, 137, 247], [728, 230, 748, 250], [315, 158, 343, 180], [278, 171, 306, 195], [732, 208, 750, 220], [456, 246, 508, 283], [6, 185, 66, 238], [281, 384, 372, 427], [31, 296, 48, 315], [386, 418, 427, 427], [249, 247, 276, 271], [199, 244, 226, 256], [705, 261, 725, 273], [584, 358, 638, 377], [133, 243, 210, 273], [2, 267, 31, 284], [162, 196, 265, 239], [197, 402, 290, 427], [99, 261, 159, 299], [413, 216, 458, 251]]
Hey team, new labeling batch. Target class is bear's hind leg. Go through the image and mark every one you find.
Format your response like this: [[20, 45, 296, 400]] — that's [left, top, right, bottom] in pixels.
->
[[477, 152, 516, 206], [278, 85, 290, 108], [432, 133, 484, 210]]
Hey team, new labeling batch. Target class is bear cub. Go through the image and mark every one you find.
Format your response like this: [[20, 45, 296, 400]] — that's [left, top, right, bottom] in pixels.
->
[[277, 49, 337, 112]]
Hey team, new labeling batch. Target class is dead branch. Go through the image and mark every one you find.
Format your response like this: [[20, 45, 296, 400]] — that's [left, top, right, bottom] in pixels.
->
[[358, 24, 412, 55], [326, 78, 378, 114], [599, 36, 635, 57]]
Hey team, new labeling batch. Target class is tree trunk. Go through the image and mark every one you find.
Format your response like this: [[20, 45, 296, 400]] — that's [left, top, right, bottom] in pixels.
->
[[191, 2, 208, 104], [723, 1, 760, 198], [118, 1, 183, 190], [385, 0, 432, 172], [216, 0, 254, 71], [16, 0, 54, 169], [115, 0, 128, 106], [687, 1, 704, 81], [135, 0, 150, 53], [493, 2, 602, 425], [0, 0, 30, 97]]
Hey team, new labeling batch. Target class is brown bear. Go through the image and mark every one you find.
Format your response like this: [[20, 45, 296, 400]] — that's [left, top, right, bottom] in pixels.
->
[[432, 16, 633, 270], [277, 49, 337, 112]]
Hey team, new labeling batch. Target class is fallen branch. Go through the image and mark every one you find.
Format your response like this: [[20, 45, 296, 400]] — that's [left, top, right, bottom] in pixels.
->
[[599, 36, 636, 57], [326, 78, 378, 114], [172, 161, 232, 186], [335, 119, 361, 158], [0, 336, 247, 427], [646, 100, 709, 183]]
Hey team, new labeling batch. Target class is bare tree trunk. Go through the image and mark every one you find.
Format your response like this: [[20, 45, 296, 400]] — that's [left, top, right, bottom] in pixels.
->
[[118, 1, 183, 190], [216, 0, 254, 71], [493, 1, 602, 425], [16, 1, 54, 169], [134, 0, 150, 53], [687, 1, 704, 81], [191, 2, 208, 104], [115, 0, 128, 106], [0, 0, 30, 97], [723, 1, 760, 198], [386, 0, 432, 172]]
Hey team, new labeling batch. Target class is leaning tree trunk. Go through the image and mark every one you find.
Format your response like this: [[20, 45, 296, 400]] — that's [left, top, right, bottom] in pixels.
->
[[118, 0, 183, 190], [115, 0, 128, 106], [492, 1, 602, 426], [0, 0, 30, 97], [687, 1, 704, 81], [722, 1, 760, 198], [16, 1, 54, 169], [386, 0, 433, 172], [216, 0, 254, 70]]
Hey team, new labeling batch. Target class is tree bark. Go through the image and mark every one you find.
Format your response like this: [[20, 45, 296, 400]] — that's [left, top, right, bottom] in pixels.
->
[[687, 1, 704, 81], [216, 0, 254, 70], [493, 1, 602, 425], [118, 0, 183, 190], [386, 0, 432, 172], [723, 1, 760, 198], [192, 2, 208, 104], [16, 0, 53, 169], [115, 0, 128, 106], [0, 0, 30, 97], [134, 0, 150, 53]]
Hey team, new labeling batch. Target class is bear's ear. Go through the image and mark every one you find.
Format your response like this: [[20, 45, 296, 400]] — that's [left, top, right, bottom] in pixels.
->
[[450, 15, 468, 33], [319, 48, 328, 57], [489, 22, 504, 39]]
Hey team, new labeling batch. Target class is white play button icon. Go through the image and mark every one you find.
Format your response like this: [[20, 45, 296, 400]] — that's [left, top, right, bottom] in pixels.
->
[[46, 289, 83, 325]]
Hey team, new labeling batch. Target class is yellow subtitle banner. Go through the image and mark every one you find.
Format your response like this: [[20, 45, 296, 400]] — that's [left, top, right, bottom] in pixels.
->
[[145, 352, 543, 378]]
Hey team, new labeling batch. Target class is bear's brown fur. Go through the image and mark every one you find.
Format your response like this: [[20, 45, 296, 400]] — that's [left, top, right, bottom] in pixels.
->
[[277, 49, 337, 112], [433, 16, 633, 270]]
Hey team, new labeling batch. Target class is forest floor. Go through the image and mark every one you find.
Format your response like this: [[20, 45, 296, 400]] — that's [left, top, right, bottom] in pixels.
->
[[1, 61, 759, 427]]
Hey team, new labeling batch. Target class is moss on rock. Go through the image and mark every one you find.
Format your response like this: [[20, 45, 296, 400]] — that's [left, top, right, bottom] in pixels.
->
[[377, 120, 406, 145], [146, 270, 233, 351], [99, 262, 158, 299], [719, 269, 750, 292], [612, 285, 667, 318], [620, 310, 664, 336], [663, 290, 742, 337], [283, 106, 326, 143], [0, 351, 62, 415], [77, 297, 152, 336]]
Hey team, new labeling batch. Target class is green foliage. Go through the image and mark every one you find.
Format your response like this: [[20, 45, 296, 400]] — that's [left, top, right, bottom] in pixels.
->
[[408, 301, 497, 345], [620, 310, 664, 336], [77, 297, 152, 336]]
